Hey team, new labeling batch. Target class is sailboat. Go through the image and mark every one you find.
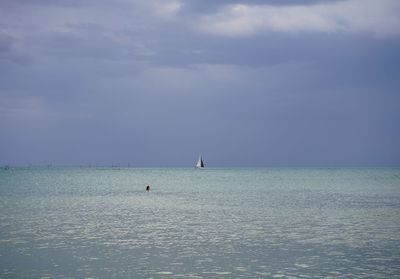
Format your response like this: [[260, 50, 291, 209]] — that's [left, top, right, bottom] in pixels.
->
[[196, 155, 205, 169]]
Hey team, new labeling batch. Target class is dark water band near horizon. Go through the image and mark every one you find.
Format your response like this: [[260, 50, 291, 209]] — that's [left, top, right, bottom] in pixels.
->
[[0, 167, 399, 278]]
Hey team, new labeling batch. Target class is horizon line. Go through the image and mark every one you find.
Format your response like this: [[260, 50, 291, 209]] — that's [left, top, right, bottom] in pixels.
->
[[2, 164, 400, 169]]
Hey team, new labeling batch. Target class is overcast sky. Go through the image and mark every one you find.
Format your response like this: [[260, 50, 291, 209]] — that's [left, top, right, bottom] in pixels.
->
[[1, 0, 399, 167]]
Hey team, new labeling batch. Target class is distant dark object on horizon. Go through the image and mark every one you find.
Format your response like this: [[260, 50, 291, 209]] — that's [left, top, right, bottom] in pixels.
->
[[146, 185, 150, 191]]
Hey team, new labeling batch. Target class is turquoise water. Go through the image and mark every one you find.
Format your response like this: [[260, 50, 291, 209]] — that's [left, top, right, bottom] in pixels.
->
[[0, 167, 400, 278]]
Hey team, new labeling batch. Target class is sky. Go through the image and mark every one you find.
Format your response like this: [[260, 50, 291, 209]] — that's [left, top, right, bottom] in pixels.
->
[[0, 0, 399, 167]]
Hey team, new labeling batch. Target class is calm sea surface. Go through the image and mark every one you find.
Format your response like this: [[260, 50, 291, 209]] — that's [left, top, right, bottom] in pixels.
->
[[0, 167, 399, 278]]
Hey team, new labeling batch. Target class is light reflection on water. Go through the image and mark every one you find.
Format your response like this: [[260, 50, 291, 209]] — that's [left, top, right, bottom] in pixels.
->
[[0, 167, 400, 278]]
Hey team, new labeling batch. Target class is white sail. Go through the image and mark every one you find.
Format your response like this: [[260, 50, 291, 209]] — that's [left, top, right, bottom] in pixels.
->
[[196, 155, 204, 168]]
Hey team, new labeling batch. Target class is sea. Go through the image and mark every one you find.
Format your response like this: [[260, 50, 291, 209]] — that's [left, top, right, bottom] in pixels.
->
[[0, 167, 399, 278]]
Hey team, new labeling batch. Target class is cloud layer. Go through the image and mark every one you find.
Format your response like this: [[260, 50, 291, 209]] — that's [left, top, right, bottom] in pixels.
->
[[197, 0, 400, 37], [1, 0, 399, 166]]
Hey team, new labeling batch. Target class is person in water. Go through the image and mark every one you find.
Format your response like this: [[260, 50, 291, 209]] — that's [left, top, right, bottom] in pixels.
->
[[146, 185, 150, 191]]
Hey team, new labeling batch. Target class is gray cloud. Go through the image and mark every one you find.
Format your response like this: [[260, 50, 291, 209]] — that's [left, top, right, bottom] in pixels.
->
[[0, 0, 399, 166], [196, 0, 400, 37]]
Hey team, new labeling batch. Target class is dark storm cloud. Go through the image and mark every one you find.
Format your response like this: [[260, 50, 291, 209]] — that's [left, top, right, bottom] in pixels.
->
[[0, 0, 399, 166]]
